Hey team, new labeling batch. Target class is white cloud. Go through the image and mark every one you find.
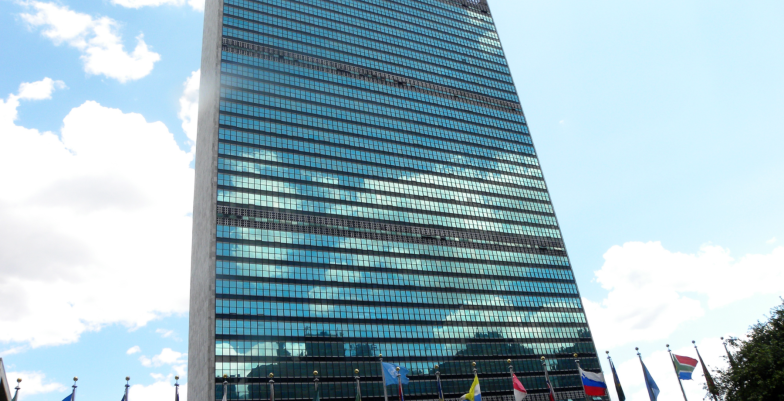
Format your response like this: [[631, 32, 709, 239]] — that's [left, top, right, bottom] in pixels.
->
[[17, 78, 66, 100], [156, 329, 175, 338], [178, 69, 200, 146], [20, 2, 161, 82], [111, 0, 204, 12], [127, 345, 142, 355], [0, 79, 193, 347], [129, 377, 187, 401], [140, 348, 186, 367], [606, 337, 728, 401], [584, 241, 784, 350], [5, 371, 67, 398], [767, 237, 777, 244]]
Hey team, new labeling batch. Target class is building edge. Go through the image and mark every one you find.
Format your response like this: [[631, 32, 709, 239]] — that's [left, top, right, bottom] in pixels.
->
[[188, 0, 224, 400]]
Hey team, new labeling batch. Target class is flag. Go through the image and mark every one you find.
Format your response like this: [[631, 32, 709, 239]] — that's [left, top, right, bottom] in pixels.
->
[[397, 380, 404, 401], [437, 376, 445, 401], [579, 368, 608, 396], [62, 395, 73, 401], [609, 357, 626, 401], [696, 350, 719, 396], [512, 373, 527, 401], [381, 363, 410, 385], [356, 387, 362, 401], [459, 375, 481, 401], [221, 389, 227, 401], [641, 360, 660, 401], [313, 389, 320, 401], [121, 395, 126, 401], [545, 379, 555, 401], [671, 354, 698, 380]]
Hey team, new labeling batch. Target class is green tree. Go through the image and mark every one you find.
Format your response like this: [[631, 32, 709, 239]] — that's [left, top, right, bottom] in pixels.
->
[[714, 300, 784, 400]]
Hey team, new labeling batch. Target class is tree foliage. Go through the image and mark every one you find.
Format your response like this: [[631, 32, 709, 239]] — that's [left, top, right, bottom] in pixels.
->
[[714, 300, 784, 400]]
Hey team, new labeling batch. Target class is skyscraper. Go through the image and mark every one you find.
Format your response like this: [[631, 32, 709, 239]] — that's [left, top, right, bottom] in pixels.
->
[[189, 0, 606, 400]]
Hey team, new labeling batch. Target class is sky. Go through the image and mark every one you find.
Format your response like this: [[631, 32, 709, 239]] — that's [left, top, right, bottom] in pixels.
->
[[0, 1, 782, 401]]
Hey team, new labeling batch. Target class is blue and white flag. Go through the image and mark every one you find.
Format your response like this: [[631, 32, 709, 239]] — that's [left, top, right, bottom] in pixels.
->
[[381, 362, 409, 385], [641, 361, 660, 401]]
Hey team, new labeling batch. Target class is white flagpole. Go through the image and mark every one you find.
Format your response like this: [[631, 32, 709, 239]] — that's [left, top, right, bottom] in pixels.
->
[[379, 354, 389, 401], [70, 377, 78, 401], [573, 354, 590, 401], [354, 369, 362, 400], [540, 357, 556, 400], [124, 376, 130, 401], [175, 375, 180, 401], [222, 375, 228, 401], [268, 373, 275, 401], [666, 345, 688, 401], [12, 378, 21, 401]]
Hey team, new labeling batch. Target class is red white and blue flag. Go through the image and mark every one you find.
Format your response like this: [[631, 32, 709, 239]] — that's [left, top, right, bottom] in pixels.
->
[[579, 368, 608, 396], [545, 379, 556, 401]]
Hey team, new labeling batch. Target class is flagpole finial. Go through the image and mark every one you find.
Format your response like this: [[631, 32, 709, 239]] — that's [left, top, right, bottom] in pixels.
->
[[605, 351, 609, 354], [314, 371, 318, 376], [635, 347, 639, 351], [396, 367, 400, 372], [175, 376, 180, 382], [224, 375, 228, 379], [506, 359, 511, 364], [540, 356, 545, 361], [355, 369, 359, 375], [74, 377, 78, 382], [378, 353, 382, 358], [471, 362, 476, 367], [268, 373, 274, 379], [17, 378, 22, 383], [434, 364, 439, 369]]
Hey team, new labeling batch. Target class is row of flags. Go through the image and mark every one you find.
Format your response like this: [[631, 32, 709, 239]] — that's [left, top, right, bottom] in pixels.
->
[[10, 376, 180, 401], [608, 341, 722, 401]]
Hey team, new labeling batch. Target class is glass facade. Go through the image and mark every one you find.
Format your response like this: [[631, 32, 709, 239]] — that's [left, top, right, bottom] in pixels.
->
[[202, 0, 606, 399]]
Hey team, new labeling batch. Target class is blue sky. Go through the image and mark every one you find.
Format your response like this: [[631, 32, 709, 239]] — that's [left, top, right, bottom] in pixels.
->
[[0, 1, 782, 401]]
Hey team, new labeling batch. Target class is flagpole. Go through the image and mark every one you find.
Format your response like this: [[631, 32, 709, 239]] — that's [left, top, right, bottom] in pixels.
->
[[507, 359, 514, 384], [720, 337, 735, 367], [268, 373, 275, 401], [540, 356, 556, 400], [71, 377, 78, 401], [314, 371, 319, 393], [175, 376, 180, 401], [573, 354, 590, 401], [637, 348, 657, 401], [435, 364, 444, 401], [223, 375, 228, 401], [692, 341, 719, 401], [666, 345, 688, 401], [12, 378, 21, 401], [124, 376, 130, 401], [396, 367, 403, 401], [379, 354, 389, 401], [355, 369, 362, 401], [605, 351, 624, 401]]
